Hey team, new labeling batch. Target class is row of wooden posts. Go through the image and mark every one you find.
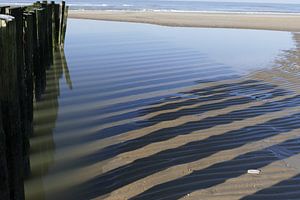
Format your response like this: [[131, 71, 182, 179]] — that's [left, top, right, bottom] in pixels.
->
[[0, 1, 68, 199]]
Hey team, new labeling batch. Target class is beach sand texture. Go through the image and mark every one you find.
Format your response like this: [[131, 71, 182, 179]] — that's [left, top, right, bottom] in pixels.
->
[[25, 20, 300, 200], [69, 11, 300, 32]]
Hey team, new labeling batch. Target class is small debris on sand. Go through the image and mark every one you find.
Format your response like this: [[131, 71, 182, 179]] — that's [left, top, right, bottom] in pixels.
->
[[247, 169, 261, 174]]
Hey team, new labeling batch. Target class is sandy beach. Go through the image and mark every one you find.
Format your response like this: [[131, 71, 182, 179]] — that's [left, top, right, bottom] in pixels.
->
[[69, 10, 300, 32]]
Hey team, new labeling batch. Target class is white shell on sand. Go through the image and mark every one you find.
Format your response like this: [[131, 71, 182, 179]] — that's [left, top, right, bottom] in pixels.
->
[[247, 169, 261, 174]]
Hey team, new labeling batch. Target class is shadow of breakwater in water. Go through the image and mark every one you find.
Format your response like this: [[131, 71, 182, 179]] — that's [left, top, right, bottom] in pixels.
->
[[25, 49, 72, 200]]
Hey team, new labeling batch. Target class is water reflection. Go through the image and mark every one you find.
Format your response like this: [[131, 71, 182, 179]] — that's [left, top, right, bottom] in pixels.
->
[[26, 49, 72, 200]]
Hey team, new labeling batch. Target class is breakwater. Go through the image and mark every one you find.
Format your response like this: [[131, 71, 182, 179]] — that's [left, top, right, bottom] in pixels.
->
[[0, 1, 68, 199]]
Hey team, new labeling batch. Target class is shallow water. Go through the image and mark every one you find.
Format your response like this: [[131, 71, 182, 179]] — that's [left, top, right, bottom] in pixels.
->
[[26, 19, 300, 200]]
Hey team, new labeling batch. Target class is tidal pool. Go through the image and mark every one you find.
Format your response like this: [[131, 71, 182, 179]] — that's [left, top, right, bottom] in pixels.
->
[[26, 19, 300, 200]]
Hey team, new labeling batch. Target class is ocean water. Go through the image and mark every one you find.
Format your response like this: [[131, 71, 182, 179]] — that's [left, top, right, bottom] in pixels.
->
[[1, 0, 300, 13]]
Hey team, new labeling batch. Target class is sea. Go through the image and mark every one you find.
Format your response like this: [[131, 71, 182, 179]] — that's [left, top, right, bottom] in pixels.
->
[[1, 0, 300, 14]]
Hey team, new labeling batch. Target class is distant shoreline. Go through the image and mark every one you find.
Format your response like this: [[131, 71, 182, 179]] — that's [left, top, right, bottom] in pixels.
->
[[69, 10, 300, 32]]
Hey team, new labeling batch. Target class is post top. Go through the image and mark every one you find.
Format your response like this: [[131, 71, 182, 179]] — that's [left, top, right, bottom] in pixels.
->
[[0, 14, 14, 22]]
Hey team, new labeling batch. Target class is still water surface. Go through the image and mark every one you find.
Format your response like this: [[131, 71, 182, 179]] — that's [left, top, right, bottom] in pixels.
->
[[26, 19, 300, 199]]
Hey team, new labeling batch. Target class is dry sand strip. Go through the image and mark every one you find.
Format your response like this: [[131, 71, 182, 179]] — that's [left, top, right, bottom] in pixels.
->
[[69, 11, 300, 32]]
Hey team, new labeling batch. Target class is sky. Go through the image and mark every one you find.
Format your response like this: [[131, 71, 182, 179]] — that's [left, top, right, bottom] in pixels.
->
[[184, 0, 300, 4], [230, 0, 300, 3]]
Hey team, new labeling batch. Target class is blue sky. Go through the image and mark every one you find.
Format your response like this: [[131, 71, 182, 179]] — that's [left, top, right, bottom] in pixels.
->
[[232, 0, 299, 3], [189, 0, 300, 3]]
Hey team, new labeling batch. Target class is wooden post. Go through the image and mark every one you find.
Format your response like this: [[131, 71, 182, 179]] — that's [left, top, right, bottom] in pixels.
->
[[61, 4, 68, 47], [30, 10, 42, 101], [59, 1, 65, 45], [46, 2, 54, 63], [41, 1, 52, 67], [51, 1, 56, 48], [23, 12, 35, 178], [35, 8, 47, 99], [0, 14, 25, 200], [34, 8, 43, 100], [0, 2, 68, 199], [0, 6, 9, 14], [53, 3, 60, 48], [8, 7, 32, 179], [0, 93, 10, 200], [41, 7, 48, 67], [0, 20, 10, 200]]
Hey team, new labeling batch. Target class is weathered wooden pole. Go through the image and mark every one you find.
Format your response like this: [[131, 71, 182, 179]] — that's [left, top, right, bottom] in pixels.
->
[[0, 104, 10, 200], [8, 7, 32, 179], [59, 1, 65, 45], [0, 6, 9, 14], [0, 2, 68, 199], [41, 1, 52, 67], [0, 21, 9, 197], [45, 2, 54, 63], [51, 1, 56, 48], [60, 2, 68, 47], [27, 10, 40, 102], [0, 14, 25, 200], [23, 12, 35, 178], [53, 2, 60, 48], [35, 8, 47, 99]]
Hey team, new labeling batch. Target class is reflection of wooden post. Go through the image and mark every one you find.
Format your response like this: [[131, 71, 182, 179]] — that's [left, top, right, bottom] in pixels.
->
[[60, 49, 73, 89], [0, 15, 25, 200]]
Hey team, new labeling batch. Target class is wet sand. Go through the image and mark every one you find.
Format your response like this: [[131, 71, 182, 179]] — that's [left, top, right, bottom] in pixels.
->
[[69, 10, 300, 32], [25, 20, 300, 200]]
